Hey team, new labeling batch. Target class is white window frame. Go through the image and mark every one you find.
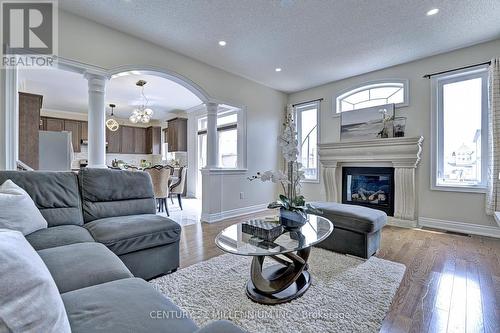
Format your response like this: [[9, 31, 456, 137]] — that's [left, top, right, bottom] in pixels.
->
[[333, 79, 409, 115], [295, 101, 320, 183], [194, 106, 247, 170], [430, 65, 489, 193]]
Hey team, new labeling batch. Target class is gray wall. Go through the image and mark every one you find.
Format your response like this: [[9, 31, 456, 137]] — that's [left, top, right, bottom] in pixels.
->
[[288, 38, 500, 227]]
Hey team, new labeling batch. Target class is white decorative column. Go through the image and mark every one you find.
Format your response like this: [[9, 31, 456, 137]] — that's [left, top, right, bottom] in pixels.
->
[[201, 102, 222, 223], [0, 67, 18, 170], [85, 73, 108, 168], [393, 167, 417, 221], [322, 161, 339, 202], [205, 102, 218, 168]]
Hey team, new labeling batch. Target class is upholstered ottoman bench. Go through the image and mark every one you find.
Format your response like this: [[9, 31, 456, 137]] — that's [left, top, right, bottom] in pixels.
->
[[310, 202, 387, 259]]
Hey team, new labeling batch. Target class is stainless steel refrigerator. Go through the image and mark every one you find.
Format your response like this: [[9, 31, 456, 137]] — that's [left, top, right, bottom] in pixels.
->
[[39, 131, 74, 171]]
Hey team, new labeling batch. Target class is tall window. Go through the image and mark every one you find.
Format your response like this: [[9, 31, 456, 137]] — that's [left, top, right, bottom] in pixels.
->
[[197, 111, 238, 169], [432, 66, 488, 191], [335, 80, 408, 113], [295, 101, 319, 182]]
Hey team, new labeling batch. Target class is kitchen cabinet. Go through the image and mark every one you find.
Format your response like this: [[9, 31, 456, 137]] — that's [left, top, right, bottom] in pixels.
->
[[18, 92, 43, 169], [39, 116, 158, 155], [167, 118, 187, 152], [163, 128, 168, 143], [146, 126, 161, 154], [106, 127, 121, 153], [121, 126, 135, 154], [134, 127, 147, 154], [41, 117, 87, 152], [63, 119, 81, 152], [45, 118, 64, 132], [81, 121, 88, 141]]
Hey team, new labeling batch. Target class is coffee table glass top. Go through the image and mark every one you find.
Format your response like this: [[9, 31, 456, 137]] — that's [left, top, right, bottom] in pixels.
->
[[215, 214, 333, 256]]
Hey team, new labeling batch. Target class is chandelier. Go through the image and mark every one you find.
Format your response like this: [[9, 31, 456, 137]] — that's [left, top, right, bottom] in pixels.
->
[[129, 80, 153, 124], [106, 104, 119, 132]]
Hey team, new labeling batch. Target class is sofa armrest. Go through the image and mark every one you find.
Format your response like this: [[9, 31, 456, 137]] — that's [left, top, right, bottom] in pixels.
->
[[194, 320, 247, 333]]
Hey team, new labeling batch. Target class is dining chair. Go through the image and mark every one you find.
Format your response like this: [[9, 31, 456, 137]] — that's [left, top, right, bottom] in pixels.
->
[[169, 166, 187, 210], [144, 166, 171, 216]]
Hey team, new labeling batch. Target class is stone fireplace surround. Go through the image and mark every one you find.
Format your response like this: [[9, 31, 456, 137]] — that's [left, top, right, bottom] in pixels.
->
[[318, 136, 424, 228]]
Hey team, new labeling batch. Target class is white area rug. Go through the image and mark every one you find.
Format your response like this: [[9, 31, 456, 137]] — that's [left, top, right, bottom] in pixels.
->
[[151, 248, 405, 333]]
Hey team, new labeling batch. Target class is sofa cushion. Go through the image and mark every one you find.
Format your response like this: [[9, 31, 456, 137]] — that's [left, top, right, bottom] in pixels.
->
[[78, 168, 156, 223], [38, 242, 133, 293], [310, 202, 387, 233], [84, 214, 181, 255], [0, 171, 84, 226], [26, 225, 95, 251], [62, 278, 198, 333], [0, 179, 48, 235], [0, 229, 71, 333]]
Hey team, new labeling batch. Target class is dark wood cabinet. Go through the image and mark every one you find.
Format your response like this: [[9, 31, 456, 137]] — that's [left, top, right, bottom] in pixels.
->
[[81, 121, 88, 141], [134, 127, 147, 154], [163, 128, 168, 143], [63, 119, 81, 152], [146, 126, 161, 154], [38, 116, 158, 156], [121, 126, 135, 154], [45, 118, 64, 132], [18, 92, 42, 169], [106, 127, 121, 153], [167, 118, 187, 152]]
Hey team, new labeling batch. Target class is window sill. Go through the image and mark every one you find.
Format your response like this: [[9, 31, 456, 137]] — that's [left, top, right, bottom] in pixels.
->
[[431, 184, 487, 194]]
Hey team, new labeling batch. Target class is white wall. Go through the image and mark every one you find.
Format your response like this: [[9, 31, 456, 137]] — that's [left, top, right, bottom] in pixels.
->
[[56, 10, 286, 211], [288, 38, 500, 227]]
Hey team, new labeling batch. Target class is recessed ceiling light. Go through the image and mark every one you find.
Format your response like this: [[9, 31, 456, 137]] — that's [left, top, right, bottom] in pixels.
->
[[218, 40, 226, 46], [275, 68, 282, 72], [426, 8, 439, 16]]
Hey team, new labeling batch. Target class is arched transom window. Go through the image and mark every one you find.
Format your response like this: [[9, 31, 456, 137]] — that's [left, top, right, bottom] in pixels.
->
[[336, 80, 409, 113]]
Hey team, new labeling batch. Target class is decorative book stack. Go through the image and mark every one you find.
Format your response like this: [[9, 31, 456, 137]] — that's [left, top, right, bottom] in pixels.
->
[[242, 218, 283, 241]]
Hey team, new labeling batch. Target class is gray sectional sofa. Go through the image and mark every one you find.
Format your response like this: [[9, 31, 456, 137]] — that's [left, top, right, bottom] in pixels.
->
[[0, 169, 245, 333]]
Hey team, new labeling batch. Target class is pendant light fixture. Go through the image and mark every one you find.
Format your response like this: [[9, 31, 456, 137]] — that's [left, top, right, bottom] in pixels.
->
[[106, 104, 120, 132], [129, 80, 153, 124]]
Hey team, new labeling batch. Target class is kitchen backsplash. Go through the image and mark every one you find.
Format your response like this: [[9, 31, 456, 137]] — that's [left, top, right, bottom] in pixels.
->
[[73, 145, 160, 169], [166, 151, 187, 166]]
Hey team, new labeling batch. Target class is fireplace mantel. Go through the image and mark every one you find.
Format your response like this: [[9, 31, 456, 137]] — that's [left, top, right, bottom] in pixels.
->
[[318, 136, 424, 227], [318, 136, 424, 168]]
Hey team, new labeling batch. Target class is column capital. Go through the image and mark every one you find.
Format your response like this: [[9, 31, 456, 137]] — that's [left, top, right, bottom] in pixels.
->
[[84, 72, 109, 93], [205, 102, 218, 114]]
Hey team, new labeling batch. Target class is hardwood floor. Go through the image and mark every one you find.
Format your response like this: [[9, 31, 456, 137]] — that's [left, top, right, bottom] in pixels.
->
[[178, 215, 500, 333]]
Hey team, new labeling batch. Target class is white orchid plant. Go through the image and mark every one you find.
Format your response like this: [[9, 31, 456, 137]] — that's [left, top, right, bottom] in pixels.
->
[[249, 110, 321, 217]]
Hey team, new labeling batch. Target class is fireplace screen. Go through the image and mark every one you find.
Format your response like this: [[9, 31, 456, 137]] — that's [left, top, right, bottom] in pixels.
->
[[342, 167, 394, 216]]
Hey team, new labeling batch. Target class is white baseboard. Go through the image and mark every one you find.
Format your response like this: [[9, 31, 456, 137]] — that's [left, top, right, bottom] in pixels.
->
[[201, 203, 269, 223], [418, 217, 500, 238], [387, 217, 417, 228]]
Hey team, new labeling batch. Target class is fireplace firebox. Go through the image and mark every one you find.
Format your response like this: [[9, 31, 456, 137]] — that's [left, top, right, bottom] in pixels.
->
[[342, 167, 394, 216]]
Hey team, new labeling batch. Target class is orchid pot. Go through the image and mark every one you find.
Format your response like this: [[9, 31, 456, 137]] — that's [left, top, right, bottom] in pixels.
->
[[279, 208, 307, 230]]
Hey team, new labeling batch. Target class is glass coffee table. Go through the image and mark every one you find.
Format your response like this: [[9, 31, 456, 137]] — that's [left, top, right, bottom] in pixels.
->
[[215, 214, 333, 305]]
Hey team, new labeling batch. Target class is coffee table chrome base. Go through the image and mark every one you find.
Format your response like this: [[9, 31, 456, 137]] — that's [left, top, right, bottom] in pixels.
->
[[246, 247, 311, 305]]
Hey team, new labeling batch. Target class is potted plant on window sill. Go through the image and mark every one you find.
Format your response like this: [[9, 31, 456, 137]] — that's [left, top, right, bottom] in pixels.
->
[[249, 109, 321, 229]]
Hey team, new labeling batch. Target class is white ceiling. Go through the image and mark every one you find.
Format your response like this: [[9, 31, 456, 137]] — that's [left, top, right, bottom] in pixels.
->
[[59, 0, 500, 93], [18, 68, 202, 119]]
